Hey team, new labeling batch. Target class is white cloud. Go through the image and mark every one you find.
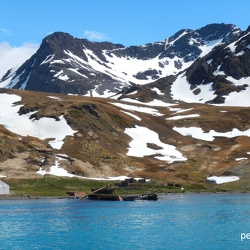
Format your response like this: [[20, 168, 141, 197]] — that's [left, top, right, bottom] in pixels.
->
[[83, 30, 107, 41], [0, 42, 39, 79]]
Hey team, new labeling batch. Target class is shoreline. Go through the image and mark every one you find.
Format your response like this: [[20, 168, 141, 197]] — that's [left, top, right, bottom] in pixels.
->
[[1, 191, 250, 201], [0, 194, 67, 200]]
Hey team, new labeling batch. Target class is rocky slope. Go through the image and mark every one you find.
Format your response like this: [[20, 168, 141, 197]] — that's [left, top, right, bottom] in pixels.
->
[[1, 23, 241, 98], [1, 88, 250, 190], [118, 25, 250, 105]]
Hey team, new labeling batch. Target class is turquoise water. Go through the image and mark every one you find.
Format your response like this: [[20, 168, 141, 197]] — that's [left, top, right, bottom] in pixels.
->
[[0, 193, 250, 250]]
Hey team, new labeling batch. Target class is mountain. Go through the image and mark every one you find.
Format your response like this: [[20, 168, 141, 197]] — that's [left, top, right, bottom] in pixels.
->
[[0, 23, 241, 97], [119, 25, 250, 106], [169, 25, 250, 105], [2, 23, 250, 190], [1, 88, 250, 190]]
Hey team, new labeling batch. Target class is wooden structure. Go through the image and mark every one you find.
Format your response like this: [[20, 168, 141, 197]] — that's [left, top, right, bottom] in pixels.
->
[[66, 191, 86, 199], [87, 186, 157, 201]]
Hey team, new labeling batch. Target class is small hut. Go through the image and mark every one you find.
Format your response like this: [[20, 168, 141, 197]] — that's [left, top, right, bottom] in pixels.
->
[[0, 180, 10, 195]]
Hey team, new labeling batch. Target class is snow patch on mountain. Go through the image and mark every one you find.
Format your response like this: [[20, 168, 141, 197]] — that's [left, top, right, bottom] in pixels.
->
[[47, 96, 62, 100], [207, 176, 240, 184], [169, 107, 194, 113], [118, 98, 175, 107], [199, 39, 223, 57], [167, 113, 200, 120], [0, 67, 18, 88], [37, 155, 147, 180], [171, 72, 250, 107], [101, 52, 193, 85], [124, 125, 187, 163], [173, 126, 250, 141], [213, 64, 225, 76], [121, 111, 141, 121], [171, 73, 215, 103], [20, 73, 31, 90], [0, 93, 77, 149], [226, 76, 250, 86], [226, 31, 250, 53], [110, 102, 163, 116], [222, 86, 250, 106], [41, 54, 55, 65]]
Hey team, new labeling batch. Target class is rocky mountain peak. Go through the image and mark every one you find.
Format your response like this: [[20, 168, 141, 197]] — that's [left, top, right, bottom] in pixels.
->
[[196, 23, 240, 42], [0, 23, 243, 100]]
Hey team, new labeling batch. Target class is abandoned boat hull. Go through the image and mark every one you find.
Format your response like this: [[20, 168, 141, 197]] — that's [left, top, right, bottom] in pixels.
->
[[87, 194, 123, 201]]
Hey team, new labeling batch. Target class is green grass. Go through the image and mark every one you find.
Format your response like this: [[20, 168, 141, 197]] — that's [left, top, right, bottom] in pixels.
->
[[6, 176, 114, 196], [4, 176, 249, 197], [3, 176, 190, 197]]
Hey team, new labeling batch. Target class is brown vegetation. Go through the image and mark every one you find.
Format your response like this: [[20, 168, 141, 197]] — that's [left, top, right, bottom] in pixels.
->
[[0, 88, 250, 189]]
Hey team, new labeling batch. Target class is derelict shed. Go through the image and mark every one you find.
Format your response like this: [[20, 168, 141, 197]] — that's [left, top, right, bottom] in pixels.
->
[[0, 180, 10, 194]]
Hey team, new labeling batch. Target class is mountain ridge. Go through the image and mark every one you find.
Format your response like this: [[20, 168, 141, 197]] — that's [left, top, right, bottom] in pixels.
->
[[120, 25, 250, 106], [0, 23, 242, 101]]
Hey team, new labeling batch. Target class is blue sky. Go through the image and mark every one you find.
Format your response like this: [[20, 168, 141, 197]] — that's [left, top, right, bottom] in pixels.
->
[[1, 0, 250, 77], [1, 0, 250, 47]]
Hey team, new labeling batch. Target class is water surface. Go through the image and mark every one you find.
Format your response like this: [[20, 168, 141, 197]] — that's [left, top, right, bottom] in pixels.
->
[[1, 193, 250, 249]]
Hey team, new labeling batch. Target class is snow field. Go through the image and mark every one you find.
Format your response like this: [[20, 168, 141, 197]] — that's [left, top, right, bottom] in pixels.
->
[[0, 93, 77, 150], [124, 125, 187, 163]]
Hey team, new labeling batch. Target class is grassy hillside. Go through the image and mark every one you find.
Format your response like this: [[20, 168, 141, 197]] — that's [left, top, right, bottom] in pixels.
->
[[1, 88, 250, 192]]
